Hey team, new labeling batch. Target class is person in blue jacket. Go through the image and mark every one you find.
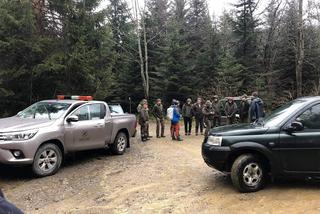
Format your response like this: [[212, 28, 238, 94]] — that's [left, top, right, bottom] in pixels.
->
[[249, 91, 265, 122], [0, 189, 24, 214]]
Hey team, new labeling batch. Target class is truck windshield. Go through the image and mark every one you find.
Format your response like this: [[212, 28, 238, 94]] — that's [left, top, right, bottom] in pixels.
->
[[263, 100, 307, 127], [17, 102, 71, 120]]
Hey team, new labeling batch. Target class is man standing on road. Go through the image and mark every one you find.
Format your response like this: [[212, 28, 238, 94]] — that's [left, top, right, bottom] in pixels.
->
[[139, 102, 150, 142], [182, 98, 193, 136], [167, 100, 183, 141], [249, 91, 264, 122], [212, 95, 221, 127], [203, 100, 215, 136], [239, 94, 250, 123], [224, 98, 238, 125], [0, 189, 23, 214], [152, 99, 165, 138], [192, 97, 204, 135], [137, 99, 152, 138]]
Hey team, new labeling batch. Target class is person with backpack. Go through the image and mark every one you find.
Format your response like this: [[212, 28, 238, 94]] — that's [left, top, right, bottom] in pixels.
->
[[152, 98, 165, 138], [0, 189, 23, 214], [167, 100, 183, 141], [249, 91, 265, 122], [182, 98, 193, 136]]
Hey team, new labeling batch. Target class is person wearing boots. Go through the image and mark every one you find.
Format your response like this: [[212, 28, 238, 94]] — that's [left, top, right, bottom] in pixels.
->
[[152, 98, 165, 138], [139, 102, 149, 142], [182, 98, 193, 135], [203, 100, 215, 136], [192, 97, 204, 135], [212, 95, 221, 127], [224, 97, 238, 125], [167, 100, 183, 141], [137, 99, 152, 138]]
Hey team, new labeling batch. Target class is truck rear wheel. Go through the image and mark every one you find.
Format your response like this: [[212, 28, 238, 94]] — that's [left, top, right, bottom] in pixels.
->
[[32, 143, 62, 177], [111, 132, 127, 155], [231, 154, 266, 193]]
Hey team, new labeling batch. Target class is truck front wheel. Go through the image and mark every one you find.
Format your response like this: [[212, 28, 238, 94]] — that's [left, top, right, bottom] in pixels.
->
[[32, 143, 62, 177], [231, 154, 266, 193], [111, 132, 128, 155]]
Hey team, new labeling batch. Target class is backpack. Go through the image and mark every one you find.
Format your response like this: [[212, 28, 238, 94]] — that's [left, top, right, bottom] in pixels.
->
[[172, 107, 180, 124], [167, 106, 174, 120]]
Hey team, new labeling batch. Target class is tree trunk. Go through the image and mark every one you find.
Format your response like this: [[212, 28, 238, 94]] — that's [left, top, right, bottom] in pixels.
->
[[296, 0, 304, 97]]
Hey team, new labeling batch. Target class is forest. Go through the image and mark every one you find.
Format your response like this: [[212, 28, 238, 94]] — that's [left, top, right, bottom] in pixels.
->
[[0, 0, 320, 115]]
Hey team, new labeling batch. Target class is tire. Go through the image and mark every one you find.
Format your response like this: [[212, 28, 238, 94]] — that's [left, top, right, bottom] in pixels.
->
[[32, 143, 62, 177], [231, 154, 266, 193], [111, 132, 128, 155]]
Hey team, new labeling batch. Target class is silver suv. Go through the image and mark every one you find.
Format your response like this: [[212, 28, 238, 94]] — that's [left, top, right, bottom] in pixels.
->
[[0, 99, 136, 177]]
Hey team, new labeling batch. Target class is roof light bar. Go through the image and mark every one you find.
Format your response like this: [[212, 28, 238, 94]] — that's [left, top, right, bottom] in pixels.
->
[[57, 95, 93, 101]]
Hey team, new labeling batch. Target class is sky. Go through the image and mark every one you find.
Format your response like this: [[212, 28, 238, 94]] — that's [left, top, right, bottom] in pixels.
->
[[99, 0, 235, 17]]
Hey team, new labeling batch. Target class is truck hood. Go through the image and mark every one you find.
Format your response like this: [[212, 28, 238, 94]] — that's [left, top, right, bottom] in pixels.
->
[[209, 123, 269, 136], [0, 116, 54, 132]]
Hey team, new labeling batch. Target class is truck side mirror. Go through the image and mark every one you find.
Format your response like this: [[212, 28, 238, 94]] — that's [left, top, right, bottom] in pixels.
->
[[67, 115, 79, 123], [285, 121, 304, 132]]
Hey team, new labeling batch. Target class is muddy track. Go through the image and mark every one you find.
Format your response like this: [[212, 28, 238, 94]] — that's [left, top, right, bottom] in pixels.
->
[[1, 122, 320, 213]]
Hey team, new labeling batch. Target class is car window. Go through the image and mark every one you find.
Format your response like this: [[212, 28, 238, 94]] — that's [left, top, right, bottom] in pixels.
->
[[296, 104, 320, 129], [90, 104, 106, 120], [72, 105, 90, 121]]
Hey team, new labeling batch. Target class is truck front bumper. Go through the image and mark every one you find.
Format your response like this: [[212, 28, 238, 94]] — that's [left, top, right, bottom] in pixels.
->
[[0, 140, 37, 165], [202, 143, 231, 172]]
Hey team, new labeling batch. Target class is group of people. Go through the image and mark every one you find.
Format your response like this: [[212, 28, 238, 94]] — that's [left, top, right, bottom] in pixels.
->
[[137, 91, 264, 142]]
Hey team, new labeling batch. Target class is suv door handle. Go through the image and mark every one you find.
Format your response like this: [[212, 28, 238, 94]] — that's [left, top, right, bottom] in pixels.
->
[[268, 142, 275, 147]]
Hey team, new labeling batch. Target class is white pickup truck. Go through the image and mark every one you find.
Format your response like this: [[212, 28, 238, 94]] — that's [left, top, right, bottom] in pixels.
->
[[0, 96, 137, 177]]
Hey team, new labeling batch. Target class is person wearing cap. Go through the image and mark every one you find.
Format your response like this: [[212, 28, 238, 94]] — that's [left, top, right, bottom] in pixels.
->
[[249, 91, 265, 122], [182, 98, 193, 135], [224, 97, 238, 125], [137, 99, 152, 138], [139, 102, 150, 142], [152, 99, 165, 138], [239, 94, 250, 123], [0, 189, 24, 214], [202, 100, 215, 136], [167, 100, 183, 141], [212, 95, 221, 127], [192, 97, 204, 135]]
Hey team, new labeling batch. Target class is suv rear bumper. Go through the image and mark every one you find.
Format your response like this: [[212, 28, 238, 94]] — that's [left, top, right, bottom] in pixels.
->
[[202, 143, 231, 172]]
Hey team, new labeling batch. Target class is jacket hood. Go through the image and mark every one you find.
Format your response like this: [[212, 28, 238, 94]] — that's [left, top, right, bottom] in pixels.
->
[[0, 116, 55, 132], [209, 123, 268, 136]]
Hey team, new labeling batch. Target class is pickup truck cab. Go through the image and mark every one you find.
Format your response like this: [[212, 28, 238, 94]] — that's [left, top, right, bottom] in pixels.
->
[[0, 96, 136, 177], [202, 97, 320, 192]]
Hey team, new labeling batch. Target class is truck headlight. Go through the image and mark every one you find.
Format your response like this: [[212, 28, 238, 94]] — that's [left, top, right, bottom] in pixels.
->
[[0, 129, 38, 141], [207, 136, 222, 146]]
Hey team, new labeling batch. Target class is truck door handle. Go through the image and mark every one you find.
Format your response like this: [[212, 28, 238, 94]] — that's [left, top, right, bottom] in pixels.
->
[[94, 123, 104, 128]]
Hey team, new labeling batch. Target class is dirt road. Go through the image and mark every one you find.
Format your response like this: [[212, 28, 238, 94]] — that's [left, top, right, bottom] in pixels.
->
[[1, 122, 320, 213]]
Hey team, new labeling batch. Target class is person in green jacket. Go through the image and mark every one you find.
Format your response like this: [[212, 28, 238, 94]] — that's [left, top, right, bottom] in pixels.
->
[[152, 98, 165, 138]]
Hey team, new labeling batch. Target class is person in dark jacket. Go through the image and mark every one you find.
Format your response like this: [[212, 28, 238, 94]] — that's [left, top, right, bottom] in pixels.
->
[[224, 97, 238, 125], [192, 97, 204, 135], [249, 91, 264, 122], [137, 99, 152, 138], [239, 94, 250, 123], [182, 98, 193, 135], [139, 102, 149, 142], [0, 189, 24, 214], [203, 100, 215, 136], [152, 99, 165, 138], [212, 95, 221, 127]]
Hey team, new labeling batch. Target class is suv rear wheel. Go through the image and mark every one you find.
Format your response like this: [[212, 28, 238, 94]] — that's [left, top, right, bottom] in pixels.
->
[[110, 132, 127, 155], [231, 154, 266, 192], [32, 143, 62, 177]]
